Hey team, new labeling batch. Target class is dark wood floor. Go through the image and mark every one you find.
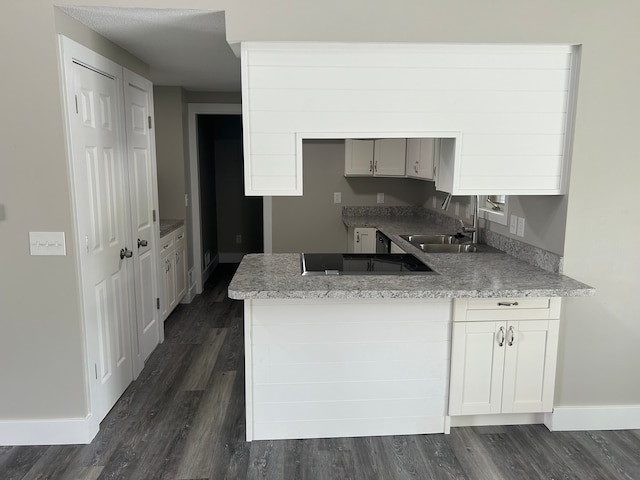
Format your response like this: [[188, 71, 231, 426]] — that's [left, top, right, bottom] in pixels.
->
[[2, 263, 639, 479]]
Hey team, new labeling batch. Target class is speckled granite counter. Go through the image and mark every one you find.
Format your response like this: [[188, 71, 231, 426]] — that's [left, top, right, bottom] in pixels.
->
[[159, 219, 184, 237], [228, 207, 594, 300]]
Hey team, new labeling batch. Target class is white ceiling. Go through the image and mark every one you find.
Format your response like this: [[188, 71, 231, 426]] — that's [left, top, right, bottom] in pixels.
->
[[59, 7, 241, 92]]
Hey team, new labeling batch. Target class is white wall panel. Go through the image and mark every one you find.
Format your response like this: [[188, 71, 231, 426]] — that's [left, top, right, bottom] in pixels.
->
[[242, 42, 577, 195], [245, 298, 452, 440]]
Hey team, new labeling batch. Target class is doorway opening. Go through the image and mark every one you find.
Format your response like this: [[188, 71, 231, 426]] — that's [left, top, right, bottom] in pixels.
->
[[188, 105, 263, 292]]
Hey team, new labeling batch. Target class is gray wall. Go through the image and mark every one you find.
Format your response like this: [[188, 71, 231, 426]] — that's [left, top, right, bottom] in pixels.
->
[[154, 86, 187, 221], [272, 140, 431, 252], [1, 0, 639, 424]]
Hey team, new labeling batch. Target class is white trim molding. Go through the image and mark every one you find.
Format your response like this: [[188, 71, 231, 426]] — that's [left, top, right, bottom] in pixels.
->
[[187, 103, 242, 295], [545, 405, 640, 431], [0, 416, 99, 446]]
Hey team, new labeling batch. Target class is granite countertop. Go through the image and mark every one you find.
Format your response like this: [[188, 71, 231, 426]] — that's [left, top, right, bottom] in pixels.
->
[[228, 208, 595, 300], [159, 219, 184, 237]]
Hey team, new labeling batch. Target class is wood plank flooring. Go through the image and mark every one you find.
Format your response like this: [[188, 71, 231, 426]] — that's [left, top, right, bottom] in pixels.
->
[[2, 262, 639, 479]]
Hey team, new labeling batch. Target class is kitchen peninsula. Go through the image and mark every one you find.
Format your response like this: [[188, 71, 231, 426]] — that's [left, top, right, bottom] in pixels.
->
[[228, 208, 594, 441]]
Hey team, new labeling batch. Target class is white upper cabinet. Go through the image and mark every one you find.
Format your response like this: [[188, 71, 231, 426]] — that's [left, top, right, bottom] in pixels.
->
[[241, 42, 579, 196], [344, 139, 374, 175], [374, 139, 406, 176], [406, 138, 435, 180], [345, 139, 406, 177]]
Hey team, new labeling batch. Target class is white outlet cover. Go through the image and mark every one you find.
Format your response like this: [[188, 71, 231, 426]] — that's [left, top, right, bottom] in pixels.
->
[[509, 215, 518, 235], [517, 217, 525, 237], [377, 193, 384, 204], [333, 192, 341, 204]]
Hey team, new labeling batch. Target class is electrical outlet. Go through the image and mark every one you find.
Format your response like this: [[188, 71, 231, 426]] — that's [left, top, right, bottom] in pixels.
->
[[185, 193, 189, 207], [333, 192, 341, 204], [509, 215, 518, 235], [377, 192, 384, 204], [235, 234, 242, 244], [517, 217, 525, 237]]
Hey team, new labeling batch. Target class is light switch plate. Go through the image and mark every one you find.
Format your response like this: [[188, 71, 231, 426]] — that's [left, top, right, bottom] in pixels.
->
[[333, 192, 341, 204], [517, 217, 525, 237], [377, 193, 384, 204], [509, 215, 518, 235], [29, 232, 66, 256]]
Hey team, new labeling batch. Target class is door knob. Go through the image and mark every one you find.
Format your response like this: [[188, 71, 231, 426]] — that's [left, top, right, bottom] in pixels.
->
[[137, 238, 148, 248], [120, 248, 133, 259]]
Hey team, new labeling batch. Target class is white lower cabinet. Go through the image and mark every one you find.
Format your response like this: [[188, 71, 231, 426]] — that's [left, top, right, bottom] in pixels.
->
[[159, 226, 187, 321], [352, 227, 377, 253], [448, 298, 561, 416]]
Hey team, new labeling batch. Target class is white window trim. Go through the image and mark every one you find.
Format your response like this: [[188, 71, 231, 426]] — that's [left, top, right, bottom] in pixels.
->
[[478, 195, 509, 226]]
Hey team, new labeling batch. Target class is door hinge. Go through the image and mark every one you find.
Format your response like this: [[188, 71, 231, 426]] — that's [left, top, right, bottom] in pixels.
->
[[148, 116, 152, 129], [156, 298, 160, 310], [74, 95, 79, 114], [152, 209, 156, 222]]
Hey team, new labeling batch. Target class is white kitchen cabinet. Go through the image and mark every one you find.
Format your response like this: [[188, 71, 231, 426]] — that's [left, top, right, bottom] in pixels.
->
[[449, 298, 561, 416], [406, 138, 435, 180], [345, 139, 406, 177], [159, 226, 187, 322], [390, 241, 405, 254], [344, 139, 375, 175], [353, 227, 376, 253], [374, 139, 406, 176]]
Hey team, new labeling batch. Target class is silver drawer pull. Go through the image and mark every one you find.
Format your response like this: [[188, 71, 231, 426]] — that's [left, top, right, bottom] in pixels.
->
[[507, 326, 516, 346], [497, 301, 519, 307]]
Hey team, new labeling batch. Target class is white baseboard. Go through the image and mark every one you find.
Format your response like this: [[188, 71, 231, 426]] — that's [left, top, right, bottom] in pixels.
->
[[450, 413, 544, 428], [0, 415, 99, 446], [545, 405, 640, 431]]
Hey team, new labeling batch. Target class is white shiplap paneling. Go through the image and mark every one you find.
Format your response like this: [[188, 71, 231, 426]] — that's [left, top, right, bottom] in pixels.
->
[[241, 42, 578, 196], [245, 298, 452, 440]]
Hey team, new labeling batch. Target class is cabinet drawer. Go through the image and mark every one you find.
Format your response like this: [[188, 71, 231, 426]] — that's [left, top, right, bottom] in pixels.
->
[[174, 227, 186, 248], [454, 297, 560, 321], [160, 235, 174, 258]]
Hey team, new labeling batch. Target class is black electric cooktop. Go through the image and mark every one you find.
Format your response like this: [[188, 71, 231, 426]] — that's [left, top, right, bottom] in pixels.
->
[[301, 253, 435, 276]]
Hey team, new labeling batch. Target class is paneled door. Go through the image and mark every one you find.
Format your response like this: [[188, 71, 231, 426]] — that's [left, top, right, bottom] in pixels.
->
[[67, 57, 135, 423], [123, 69, 161, 365]]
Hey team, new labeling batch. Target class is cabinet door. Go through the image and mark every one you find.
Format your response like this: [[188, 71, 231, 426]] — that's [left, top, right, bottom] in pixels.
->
[[501, 320, 559, 413], [374, 139, 406, 176], [406, 138, 435, 180], [449, 321, 506, 416], [175, 246, 187, 301], [162, 256, 176, 321], [345, 139, 374, 176], [354, 227, 377, 253]]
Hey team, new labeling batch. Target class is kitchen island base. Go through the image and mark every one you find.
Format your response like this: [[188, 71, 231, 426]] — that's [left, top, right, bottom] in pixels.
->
[[244, 298, 452, 441]]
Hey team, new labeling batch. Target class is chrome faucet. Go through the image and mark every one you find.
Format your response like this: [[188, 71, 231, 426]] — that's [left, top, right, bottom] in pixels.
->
[[457, 195, 479, 243], [440, 193, 479, 243]]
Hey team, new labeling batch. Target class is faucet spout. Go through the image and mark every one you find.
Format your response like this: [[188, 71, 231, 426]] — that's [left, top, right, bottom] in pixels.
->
[[457, 196, 479, 243]]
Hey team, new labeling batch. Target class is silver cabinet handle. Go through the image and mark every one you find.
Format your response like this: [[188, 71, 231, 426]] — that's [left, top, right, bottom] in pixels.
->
[[507, 326, 515, 346], [497, 327, 505, 347], [497, 301, 519, 307], [356, 232, 360, 243], [369, 160, 373, 173], [137, 238, 148, 248], [120, 247, 133, 259]]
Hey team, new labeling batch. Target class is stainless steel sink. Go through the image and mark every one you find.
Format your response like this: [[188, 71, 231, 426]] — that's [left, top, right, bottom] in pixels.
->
[[418, 244, 478, 253], [400, 234, 460, 244], [399, 234, 478, 253]]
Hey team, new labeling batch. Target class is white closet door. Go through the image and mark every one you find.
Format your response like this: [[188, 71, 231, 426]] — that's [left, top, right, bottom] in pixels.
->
[[69, 59, 134, 423], [123, 69, 161, 367]]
